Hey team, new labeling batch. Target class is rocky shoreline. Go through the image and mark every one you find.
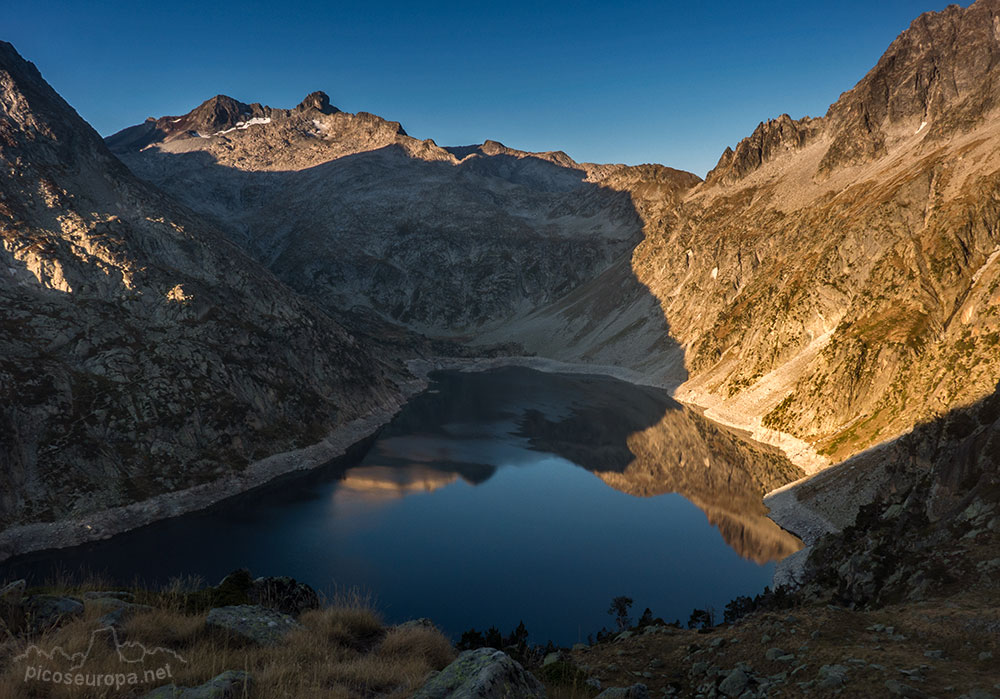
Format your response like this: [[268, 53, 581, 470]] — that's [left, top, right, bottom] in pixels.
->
[[0, 374, 428, 564], [763, 481, 839, 587], [410, 356, 831, 473], [0, 355, 646, 566]]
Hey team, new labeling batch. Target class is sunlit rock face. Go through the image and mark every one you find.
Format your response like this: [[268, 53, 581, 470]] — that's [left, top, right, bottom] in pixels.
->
[[96, 2, 1000, 483], [609, 0, 1000, 468], [0, 41, 401, 529], [469, 2, 1000, 476]]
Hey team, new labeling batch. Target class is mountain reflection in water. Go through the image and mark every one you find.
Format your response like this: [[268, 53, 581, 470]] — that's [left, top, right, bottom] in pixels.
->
[[346, 367, 804, 563], [338, 466, 460, 500], [0, 366, 806, 644]]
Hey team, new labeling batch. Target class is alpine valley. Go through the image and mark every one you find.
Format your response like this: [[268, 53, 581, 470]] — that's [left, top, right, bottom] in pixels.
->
[[1, 1, 999, 697]]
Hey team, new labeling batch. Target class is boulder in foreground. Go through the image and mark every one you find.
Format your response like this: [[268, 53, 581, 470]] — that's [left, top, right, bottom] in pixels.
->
[[205, 605, 302, 646], [413, 647, 545, 698]]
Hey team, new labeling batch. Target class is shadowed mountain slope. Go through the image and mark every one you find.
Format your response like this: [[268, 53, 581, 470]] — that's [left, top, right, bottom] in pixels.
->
[[0, 42, 402, 529], [108, 93, 699, 347]]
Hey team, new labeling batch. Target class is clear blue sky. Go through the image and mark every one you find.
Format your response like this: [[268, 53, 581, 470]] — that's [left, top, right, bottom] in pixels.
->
[[7, 0, 953, 176]]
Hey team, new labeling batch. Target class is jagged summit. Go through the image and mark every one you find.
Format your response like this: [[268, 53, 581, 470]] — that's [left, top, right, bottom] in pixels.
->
[[705, 114, 820, 185], [295, 90, 337, 114], [105, 89, 348, 154], [707, 0, 1000, 184], [819, 0, 1000, 170], [187, 94, 264, 130]]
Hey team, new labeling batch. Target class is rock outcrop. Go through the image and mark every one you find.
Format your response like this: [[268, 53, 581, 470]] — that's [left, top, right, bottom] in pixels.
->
[[791, 379, 1000, 606], [205, 605, 302, 646], [23, 594, 84, 632], [595, 683, 650, 699], [413, 648, 546, 698], [92, 597, 152, 629]]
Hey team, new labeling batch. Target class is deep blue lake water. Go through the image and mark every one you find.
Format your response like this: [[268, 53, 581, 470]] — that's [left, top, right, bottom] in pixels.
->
[[0, 367, 792, 645]]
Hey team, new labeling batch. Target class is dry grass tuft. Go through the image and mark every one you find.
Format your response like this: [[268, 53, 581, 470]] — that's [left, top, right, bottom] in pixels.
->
[[0, 581, 455, 699], [122, 608, 206, 648], [302, 607, 384, 650], [379, 626, 455, 669]]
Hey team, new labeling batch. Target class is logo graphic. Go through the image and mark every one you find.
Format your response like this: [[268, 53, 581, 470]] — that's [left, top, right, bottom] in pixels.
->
[[16, 626, 188, 691]]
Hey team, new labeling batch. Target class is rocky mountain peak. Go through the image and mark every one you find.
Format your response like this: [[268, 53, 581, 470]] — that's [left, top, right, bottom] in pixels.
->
[[819, 0, 1000, 171], [295, 90, 337, 114], [705, 113, 820, 185], [707, 0, 1000, 184], [473, 139, 578, 168], [0, 40, 122, 175], [105, 93, 269, 152], [106, 89, 399, 159], [1, 41, 59, 131], [187, 94, 260, 131], [481, 139, 505, 151]]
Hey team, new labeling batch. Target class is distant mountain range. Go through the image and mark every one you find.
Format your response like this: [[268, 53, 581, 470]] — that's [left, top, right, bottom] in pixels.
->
[[107, 89, 696, 333]]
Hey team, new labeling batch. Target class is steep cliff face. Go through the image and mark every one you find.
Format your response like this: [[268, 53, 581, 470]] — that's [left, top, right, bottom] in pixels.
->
[[109, 94, 700, 331], [780, 379, 1000, 607], [0, 42, 401, 528], [615, 0, 1000, 468], [708, 0, 1000, 184], [820, 0, 1000, 172]]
